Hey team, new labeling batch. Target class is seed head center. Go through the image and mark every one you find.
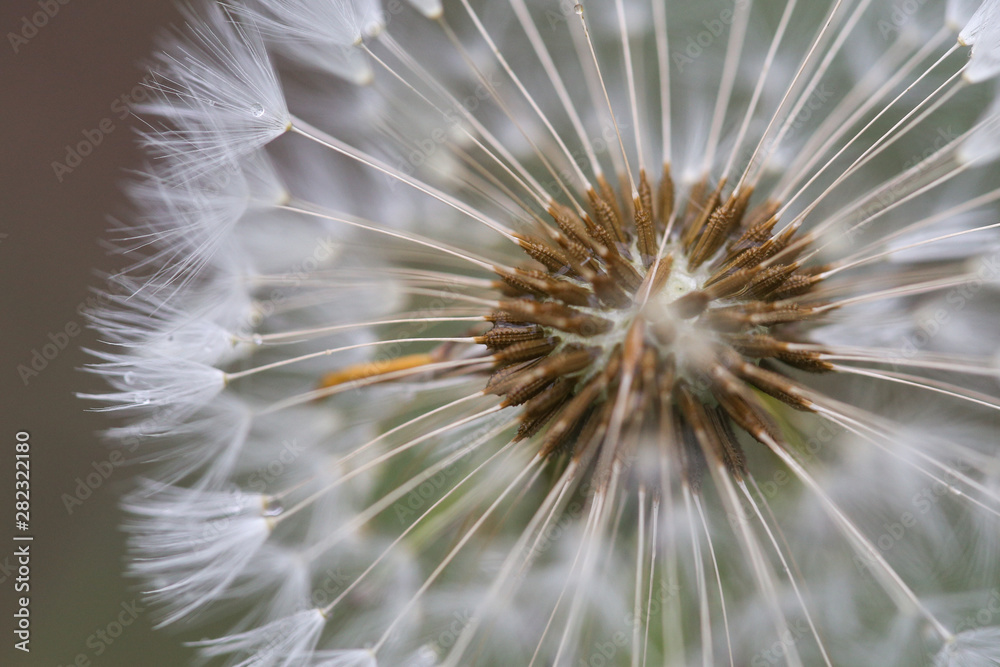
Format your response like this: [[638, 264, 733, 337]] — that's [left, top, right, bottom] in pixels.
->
[[478, 168, 827, 453]]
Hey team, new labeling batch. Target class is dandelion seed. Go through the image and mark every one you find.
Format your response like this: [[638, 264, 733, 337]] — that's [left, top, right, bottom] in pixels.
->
[[89, 0, 1000, 665]]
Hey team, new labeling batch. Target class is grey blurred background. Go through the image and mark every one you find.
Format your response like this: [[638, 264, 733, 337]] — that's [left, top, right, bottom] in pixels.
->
[[1, 1, 193, 664]]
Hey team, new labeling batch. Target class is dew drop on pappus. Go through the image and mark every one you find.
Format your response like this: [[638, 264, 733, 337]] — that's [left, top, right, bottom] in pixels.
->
[[262, 497, 284, 517]]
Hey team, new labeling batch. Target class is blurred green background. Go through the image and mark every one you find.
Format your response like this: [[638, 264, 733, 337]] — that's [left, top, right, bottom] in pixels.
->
[[1, 1, 194, 664]]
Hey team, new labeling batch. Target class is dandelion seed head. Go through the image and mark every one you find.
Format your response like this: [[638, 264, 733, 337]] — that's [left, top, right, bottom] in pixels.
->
[[87, 0, 1000, 664]]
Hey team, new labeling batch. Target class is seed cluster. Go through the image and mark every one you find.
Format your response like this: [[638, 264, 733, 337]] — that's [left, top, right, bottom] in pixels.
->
[[479, 166, 833, 479]]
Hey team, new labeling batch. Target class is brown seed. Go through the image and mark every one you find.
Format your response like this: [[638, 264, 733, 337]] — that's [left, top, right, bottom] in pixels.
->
[[515, 233, 572, 274], [634, 198, 657, 267], [492, 337, 559, 365], [516, 398, 571, 441], [677, 384, 746, 479], [495, 271, 546, 298], [598, 173, 628, 238], [723, 333, 786, 358], [682, 178, 727, 251], [477, 325, 545, 350], [711, 406, 748, 478], [680, 174, 709, 236], [727, 358, 813, 411], [713, 219, 796, 279], [597, 246, 644, 292], [777, 349, 833, 373], [712, 378, 780, 446], [589, 186, 627, 245], [669, 290, 710, 319], [769, 274, 821, 301], [704, 301, 811, 330], [745, 264, 798, 300], [573, 399, 616, 462], [657, 163, 675, 231], [497, 374, 555, 406], [495, 268, 595, 307], [674, 393, 707, 492], [591, 273, 634, 309], [548, 202, 591, 246], [688, 187, 755, 268], [499, 299, 614, 337], [740, 198, 781, 232], [498, 346, 597, 407], [639, 169, 655, 224], [522, 377, 576, 420], [703, 267, 757, 300], [540, 352, 621, 457], [726, 215, 777, 255]]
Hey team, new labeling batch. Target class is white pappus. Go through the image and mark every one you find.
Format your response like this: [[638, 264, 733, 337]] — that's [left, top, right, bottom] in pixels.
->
[[86, 0, 1000, 665]]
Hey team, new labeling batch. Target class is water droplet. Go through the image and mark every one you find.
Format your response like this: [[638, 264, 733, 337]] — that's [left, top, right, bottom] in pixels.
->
[[251, 334, 263, 345], [250, 103, 264, 117], [262, 498, 284, 517]]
